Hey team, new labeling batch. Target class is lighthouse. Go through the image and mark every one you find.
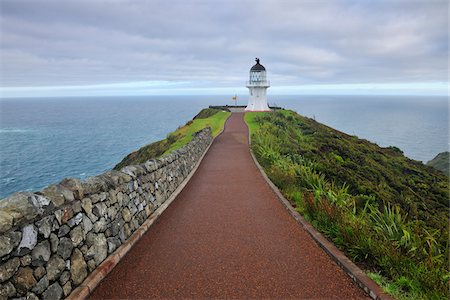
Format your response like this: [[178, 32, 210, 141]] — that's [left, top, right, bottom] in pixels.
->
[[245, 58, 271, 111]]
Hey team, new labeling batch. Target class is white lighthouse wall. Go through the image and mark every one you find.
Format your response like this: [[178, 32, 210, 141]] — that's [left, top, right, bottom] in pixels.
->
[[245, 87, 270, 111]]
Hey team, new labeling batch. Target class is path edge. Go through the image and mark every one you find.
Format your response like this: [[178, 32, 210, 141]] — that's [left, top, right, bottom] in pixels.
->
[[246, 114, 393, 300], [67, 114, 231, 300]]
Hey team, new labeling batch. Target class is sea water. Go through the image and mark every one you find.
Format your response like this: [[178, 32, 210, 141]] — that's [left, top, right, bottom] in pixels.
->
[[0, 95, 448, 198]]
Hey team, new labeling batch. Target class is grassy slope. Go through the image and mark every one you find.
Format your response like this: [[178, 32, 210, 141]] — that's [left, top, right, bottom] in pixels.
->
[[427, 151, 449, 176], [114, 108, 230, 170], [245, 110, 449, 300]]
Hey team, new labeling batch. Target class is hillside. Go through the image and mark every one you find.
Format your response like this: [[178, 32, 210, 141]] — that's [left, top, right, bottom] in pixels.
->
[[245, 110, 449, 300], [114, 108, 230, 170], [427, 151, 449, 176]]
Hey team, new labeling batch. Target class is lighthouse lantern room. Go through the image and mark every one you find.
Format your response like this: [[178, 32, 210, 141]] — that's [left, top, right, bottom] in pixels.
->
[[245, 58, 271, 111]]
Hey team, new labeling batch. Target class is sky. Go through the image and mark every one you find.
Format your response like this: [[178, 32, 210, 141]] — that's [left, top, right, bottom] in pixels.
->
[[0, 0, 448, 97]]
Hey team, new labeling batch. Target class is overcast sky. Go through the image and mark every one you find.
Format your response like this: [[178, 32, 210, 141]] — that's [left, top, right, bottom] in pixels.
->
[[0, 0, 448, 97]]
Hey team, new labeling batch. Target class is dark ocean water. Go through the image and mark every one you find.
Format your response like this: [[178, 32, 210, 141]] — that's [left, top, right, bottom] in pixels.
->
[[0, 95, 448, 198]]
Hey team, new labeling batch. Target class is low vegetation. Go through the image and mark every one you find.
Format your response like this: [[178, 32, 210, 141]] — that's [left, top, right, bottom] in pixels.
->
[[245, 110, 449, 299], [114, 108, 230, 170], [427, 151, 449, 176]]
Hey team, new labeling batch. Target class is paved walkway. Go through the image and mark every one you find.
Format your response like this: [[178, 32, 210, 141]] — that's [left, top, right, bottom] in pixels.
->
[[90, 113, 367, 299]]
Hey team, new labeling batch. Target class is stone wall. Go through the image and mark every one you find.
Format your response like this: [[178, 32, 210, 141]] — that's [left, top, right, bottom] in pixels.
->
[[0, 128, 213, 299]]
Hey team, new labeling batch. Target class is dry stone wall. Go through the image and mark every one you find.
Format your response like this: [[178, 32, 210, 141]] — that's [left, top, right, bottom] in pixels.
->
[[0, 128, 212, 300]]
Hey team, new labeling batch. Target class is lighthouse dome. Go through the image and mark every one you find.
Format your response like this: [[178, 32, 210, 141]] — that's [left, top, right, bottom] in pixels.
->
[[250, 58, 266, 72]]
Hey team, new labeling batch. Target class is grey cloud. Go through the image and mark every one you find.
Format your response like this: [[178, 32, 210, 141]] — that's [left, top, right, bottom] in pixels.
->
[[0, 0, 447, 88]]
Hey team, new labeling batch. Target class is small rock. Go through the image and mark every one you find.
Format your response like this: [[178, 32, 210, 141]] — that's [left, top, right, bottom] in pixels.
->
[[85, 233, 107, 265], [29, 194, 51, 215], [42, 282, 63, 300], [20, 255, 31, 266], [87, 259, 96, 272], [31, 240, 50, 266], [0, 281, 16, 297], [82, 215, 93, 234], [33, 266, 46, 280], [0, 235, 14, 258], [92, 203, 107, 218], [35, 215, 54, 238], [56, 237, 73, 260], [25, 292, 39, 300], [93, 217, 107, 233], [0, 257, 20, 282], [32, 275, 49, 294], [70, 249, 87, 286], [17, 225, 38, 256], [60, 178, 84, 200], [46, 255, 65, 281], [70, 226, 84, 247], [81, 198, 93, 215], [13, 267, 36, 294], [41, 184, 74, 208], [107, 237, 121, 254], [122, 207, 132, 222], [58, 224, 70, 237], [49, 233, 59, 253], [62, 281, 72, 296], [67, 213, 83, 227], [58, 271, 70, 285], [0, 211, 14, 233]]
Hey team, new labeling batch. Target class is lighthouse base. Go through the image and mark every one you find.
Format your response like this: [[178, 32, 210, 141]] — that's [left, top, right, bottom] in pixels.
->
[[245, 99, 271, 112]]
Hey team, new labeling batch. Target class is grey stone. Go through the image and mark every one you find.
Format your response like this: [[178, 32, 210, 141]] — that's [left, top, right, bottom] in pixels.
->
[[46, 255, 65, 281], [92, 203, 107, 218], [59, 178, 84, 200], [62, 281, 72, 296], [0, 193, 38, 227], [107, 237, 121, 254], [93, 217, 107, 233], [20, 255, 31, 266], [82, 214, 93, 234], [69, 225, 84, 247], [70, 249, 87, 286], [25, 292, 39, 300], [0, 235, 14, 258], [0, 281, 16, 298], [49, 233, 59, 253], [41, 184, 74, 208], [0, 257, 20, 282], [81, 198, 92, 215], [31, 241, 50, 266], [56, 238, 73, 260], [107, 206, 118, 220], [32, 275, 49, 294], [13, 267, 36, 294], [85, 233, 107, 265], [54, 207, 74, 225], [58, 224, 70, 237], [122, 207, 132, 222], [42, 282, 63, 300], [35, 215, 54, 239], [29, 194, 52, 215], [33, 266, 45, 280], [87, 259, 96, 272], [0, 211, 14, 233], [16, 225, 38, 256], [67, 213, 83, 227], [58, 271, 70, 285]]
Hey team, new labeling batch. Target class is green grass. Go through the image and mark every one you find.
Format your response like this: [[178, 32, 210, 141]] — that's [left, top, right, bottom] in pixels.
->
[[244, 109, 449, 300], [114, 108, 230, 169], [164, 110, 230, 154]]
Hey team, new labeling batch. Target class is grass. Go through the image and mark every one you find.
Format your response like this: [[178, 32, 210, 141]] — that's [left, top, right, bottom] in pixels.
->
[[244, 109, 449, 300], [114, 108, 230, 169]]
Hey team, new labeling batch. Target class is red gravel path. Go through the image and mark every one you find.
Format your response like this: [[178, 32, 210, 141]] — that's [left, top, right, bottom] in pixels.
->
[[90, 113, 368, 299]]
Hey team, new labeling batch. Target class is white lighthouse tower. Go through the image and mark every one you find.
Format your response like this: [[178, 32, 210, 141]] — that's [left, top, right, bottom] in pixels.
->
[[245, 58, 271, 111]]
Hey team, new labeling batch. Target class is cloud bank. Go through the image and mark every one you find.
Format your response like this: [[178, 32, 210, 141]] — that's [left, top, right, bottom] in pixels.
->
[[0, 0, 448, 96]]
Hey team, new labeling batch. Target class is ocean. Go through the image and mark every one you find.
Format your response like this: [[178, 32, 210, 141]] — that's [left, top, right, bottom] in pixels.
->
[[0, 95, 448, 199]]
